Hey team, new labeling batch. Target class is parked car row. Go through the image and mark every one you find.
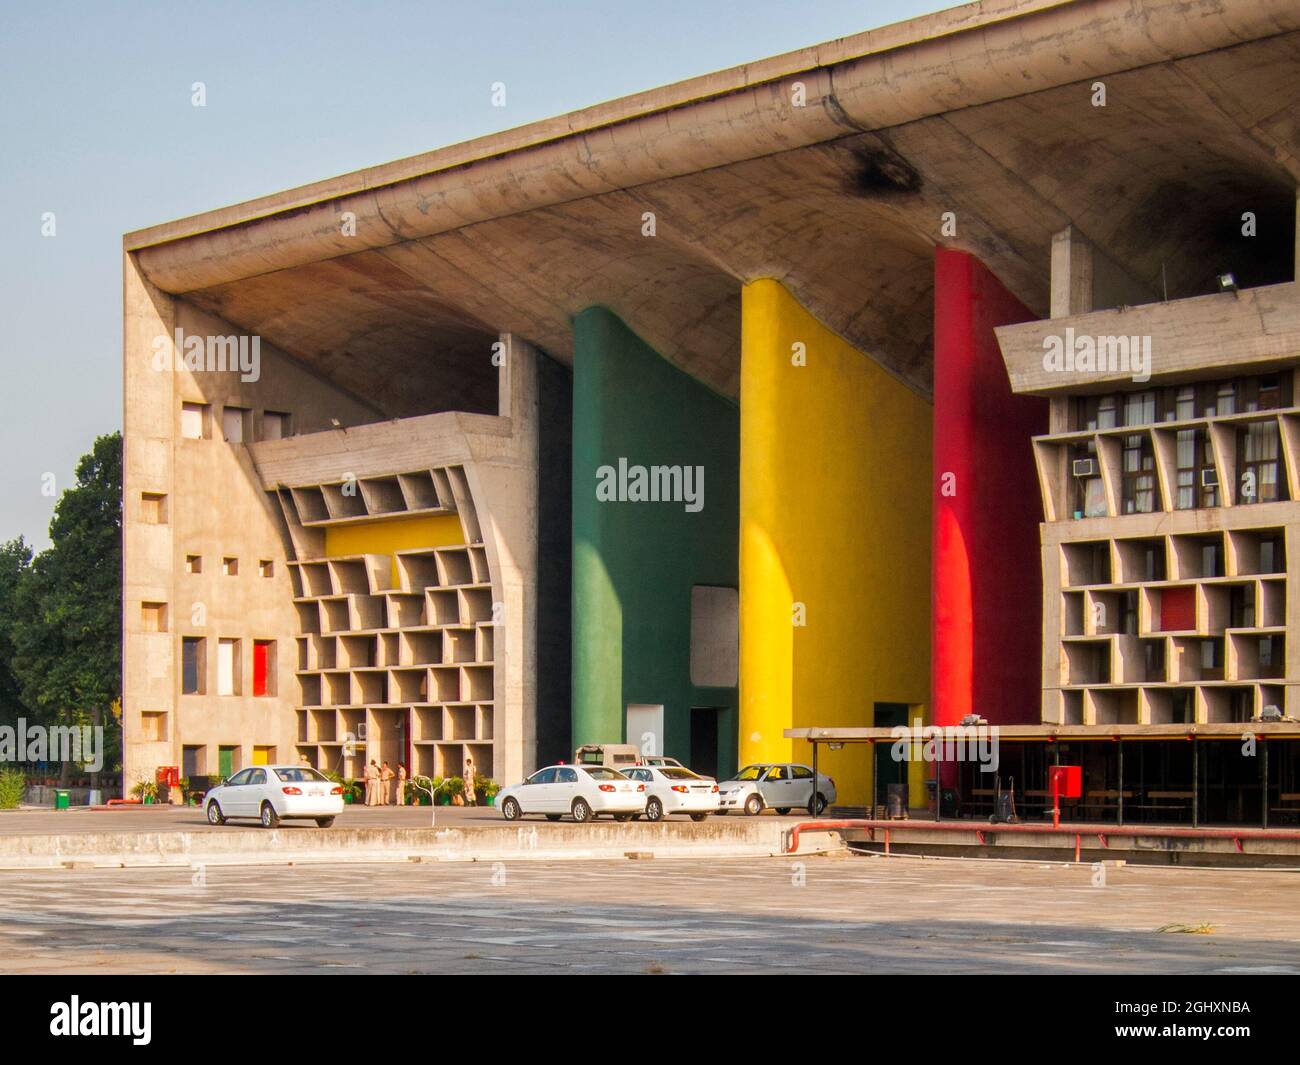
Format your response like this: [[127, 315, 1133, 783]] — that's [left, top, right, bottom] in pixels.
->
[[496, 760, 836, 823], [199, 758, 838, 829]]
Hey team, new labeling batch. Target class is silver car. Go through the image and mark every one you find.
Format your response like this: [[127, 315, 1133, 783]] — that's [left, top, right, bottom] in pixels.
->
[[717, 763, 837, 816]]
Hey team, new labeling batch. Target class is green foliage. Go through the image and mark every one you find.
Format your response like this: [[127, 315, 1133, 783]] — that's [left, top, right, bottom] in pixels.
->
[[0, 539, 33, 727], [130, 779, 159, 802], [0, 768, 26, 808], [0, 433, 122, 772]]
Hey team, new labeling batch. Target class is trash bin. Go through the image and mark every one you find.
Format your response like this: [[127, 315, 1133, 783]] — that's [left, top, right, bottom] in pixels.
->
[[54, 789, 70, 811]]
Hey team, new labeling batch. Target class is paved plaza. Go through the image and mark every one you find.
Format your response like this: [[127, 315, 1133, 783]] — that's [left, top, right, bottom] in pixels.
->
[[5, 852, 1300, 974]]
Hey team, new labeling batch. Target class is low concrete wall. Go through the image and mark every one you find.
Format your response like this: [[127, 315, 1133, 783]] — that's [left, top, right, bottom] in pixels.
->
[[844, 823, 1300, 866], [0, 820, 844, 870], [24, 786, 104, 807]]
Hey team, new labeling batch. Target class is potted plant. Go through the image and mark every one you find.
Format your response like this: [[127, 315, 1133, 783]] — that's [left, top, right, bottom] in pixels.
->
[[481, 778, 500, 806], [130, 780, 160, 805]]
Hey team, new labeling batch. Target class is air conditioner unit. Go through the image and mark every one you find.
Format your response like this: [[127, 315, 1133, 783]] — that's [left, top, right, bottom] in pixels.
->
[[1072, 458, 1097, 478], [1260, 705, 1282, 721], [1201, 468, 1219, 488], [356, 722, 367, 741]]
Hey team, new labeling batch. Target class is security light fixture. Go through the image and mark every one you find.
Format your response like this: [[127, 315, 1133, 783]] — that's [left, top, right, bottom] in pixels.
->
[[1217, 273, 1238, 294]]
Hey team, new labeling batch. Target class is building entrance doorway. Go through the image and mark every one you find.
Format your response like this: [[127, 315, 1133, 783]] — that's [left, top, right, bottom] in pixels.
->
[[691, 706, 725, 781], [873, 703, 909, 802]]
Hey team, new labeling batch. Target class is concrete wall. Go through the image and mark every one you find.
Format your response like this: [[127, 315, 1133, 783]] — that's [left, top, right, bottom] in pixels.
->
[[932, 248, 1048, 734], [123, 257, 380, 793], [570, 308, 740, 772], [739, 279, 932, 806]]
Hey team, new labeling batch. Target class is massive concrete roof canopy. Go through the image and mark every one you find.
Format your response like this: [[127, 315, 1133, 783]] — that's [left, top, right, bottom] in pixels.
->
[[125, 0, 1300, 418]]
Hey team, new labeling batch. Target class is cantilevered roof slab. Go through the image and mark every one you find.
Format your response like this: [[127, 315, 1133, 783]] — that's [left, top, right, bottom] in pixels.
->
[[124, 0, 1300, 415]]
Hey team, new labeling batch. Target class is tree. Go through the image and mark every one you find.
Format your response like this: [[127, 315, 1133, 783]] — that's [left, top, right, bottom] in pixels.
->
[[9, 433, 122, 775], [0, 537, 34, 727]]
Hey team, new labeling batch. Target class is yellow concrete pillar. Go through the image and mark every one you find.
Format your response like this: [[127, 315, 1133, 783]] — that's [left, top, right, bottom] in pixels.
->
[[739, 279, 933, 805]]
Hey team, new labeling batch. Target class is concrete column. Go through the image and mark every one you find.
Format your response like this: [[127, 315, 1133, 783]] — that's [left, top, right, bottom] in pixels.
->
[[122, 254, 178, 794]]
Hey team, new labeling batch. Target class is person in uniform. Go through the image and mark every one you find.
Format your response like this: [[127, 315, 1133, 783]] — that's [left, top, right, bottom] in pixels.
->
[[396, 763, 408, 806], [462, 755, 476, 807], [380, 761, 395, 805], [364, 760, 379, 806]]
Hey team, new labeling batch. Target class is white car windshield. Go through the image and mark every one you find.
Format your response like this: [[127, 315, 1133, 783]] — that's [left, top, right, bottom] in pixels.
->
[[733, 765, 768, 781], [660, 767, 701, 780], [274, 767, 327, 782]]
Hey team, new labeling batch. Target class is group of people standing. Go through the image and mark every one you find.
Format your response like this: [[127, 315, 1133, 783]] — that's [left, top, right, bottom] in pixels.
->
[[363, 760, 406, 805], [362, 755, 478, 807]]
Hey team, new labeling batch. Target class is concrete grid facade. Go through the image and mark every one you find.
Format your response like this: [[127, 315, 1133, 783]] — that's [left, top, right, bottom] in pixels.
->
[[121, 0, 1300, 810]]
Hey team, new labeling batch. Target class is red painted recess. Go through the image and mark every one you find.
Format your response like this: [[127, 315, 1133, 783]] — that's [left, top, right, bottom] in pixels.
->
[[932, 248, 1048, 736], [253, 641, 269, 697], [1160, 586, 1196, 632]]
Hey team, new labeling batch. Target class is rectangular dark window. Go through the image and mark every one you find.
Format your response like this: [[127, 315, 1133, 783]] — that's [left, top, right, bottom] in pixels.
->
[[182, 637, 205, 695], [1122, 433, 1157, 514], [1238, 421, 1285, 503]]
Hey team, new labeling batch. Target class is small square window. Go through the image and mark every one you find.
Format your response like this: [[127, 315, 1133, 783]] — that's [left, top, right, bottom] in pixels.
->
[[259, 559, 274, 578], [141, 601, 167, 633], [140, 711, 168, 743], [180, 402, 209, 440], [222, 557, 239, 577], [186, 554, 202, 574], [141, 492, 167, 524], [262, 411, 291, 440]]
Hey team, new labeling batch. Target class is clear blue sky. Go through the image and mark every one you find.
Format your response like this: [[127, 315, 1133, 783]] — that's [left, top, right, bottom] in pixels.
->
[[0, 0, 944, 548]]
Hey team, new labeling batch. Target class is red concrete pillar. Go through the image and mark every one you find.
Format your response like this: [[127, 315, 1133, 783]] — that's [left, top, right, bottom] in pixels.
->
[[933, 249, 1048, 758]]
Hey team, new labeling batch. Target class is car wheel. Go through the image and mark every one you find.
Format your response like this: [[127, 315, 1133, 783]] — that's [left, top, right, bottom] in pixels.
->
[[545, 814, 561, 821], [501, 797, 521, 821], [260, 802, 280, 829], [744, 794, 764, 817], [315, 816, 335, 828], [206, 801, 225, 825], [571, 798, 593, 823], [776, 807, 791, 815], [808, 792, 828, 816], [690, 813, 709, 822], [645, 797, 664, 822]]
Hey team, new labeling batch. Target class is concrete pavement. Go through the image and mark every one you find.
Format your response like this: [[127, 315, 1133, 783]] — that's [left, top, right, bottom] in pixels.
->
[[7, 853, 1300, 974]]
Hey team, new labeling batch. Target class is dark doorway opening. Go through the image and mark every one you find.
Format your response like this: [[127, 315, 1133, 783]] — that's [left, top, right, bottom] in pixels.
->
[[873, 703, 909, 799], [690, 707, 724, 781]]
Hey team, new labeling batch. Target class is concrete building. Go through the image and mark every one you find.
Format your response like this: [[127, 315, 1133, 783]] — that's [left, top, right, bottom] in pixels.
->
[[122, 0, 1300, 813]]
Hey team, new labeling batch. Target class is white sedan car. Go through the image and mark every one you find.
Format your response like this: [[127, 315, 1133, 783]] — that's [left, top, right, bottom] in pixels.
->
[[497, 764, 646, 823], [204, 765, 344, 828], [717, 763, 837, 816], [621, 765, 720, 821]]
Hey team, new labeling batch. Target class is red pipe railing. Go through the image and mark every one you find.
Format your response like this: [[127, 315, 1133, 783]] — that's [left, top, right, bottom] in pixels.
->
[[786, 818, 1300, 859]]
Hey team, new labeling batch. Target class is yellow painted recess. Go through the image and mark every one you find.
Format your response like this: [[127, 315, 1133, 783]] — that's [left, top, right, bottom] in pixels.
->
[[252, 746, 274, 766], [739, 278, 933, 806], [324, 514, 466, 586]]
